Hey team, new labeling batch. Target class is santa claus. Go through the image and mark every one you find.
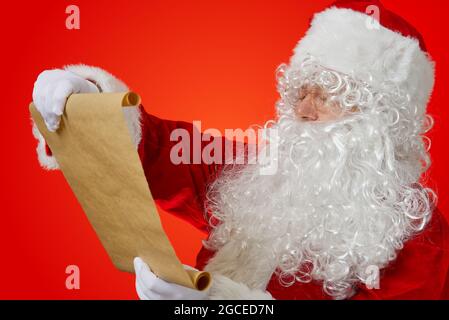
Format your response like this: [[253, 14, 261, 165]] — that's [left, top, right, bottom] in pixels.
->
[[31, 0, 449, 300]]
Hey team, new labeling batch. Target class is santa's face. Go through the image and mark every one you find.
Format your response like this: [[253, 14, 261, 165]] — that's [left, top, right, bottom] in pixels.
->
[[295, 85, 346, 122], [204, 60, 434, 300]]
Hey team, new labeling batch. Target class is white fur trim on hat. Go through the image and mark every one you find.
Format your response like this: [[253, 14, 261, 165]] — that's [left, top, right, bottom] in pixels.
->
[[291, 7, 435, 112]]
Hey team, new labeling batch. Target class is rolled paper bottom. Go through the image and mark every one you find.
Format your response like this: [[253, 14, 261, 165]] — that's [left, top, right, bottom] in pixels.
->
[[186, 269, 212, 291]]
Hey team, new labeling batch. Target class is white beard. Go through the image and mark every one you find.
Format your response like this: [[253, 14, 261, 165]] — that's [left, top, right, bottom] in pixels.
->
[[204, 62, 435, 299]]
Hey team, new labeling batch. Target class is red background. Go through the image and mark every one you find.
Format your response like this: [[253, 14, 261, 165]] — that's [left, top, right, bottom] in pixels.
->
[[1, 0, 448, 299]]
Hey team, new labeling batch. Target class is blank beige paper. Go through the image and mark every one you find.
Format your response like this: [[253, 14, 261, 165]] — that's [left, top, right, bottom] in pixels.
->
[[30, 92, 211, 291]]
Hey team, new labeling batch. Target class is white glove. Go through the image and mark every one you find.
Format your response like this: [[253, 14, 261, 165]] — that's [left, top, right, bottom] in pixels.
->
[[32, 69, 99, 132], [133, 257, 209, 300]]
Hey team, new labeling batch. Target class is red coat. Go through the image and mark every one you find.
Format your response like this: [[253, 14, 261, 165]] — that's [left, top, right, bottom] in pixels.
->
[[134, 106, 449, 300]]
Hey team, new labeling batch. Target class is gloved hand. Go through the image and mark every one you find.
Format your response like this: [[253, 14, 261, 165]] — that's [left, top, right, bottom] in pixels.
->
[[133, 257, 209, 300], [32, 69, 99, 132]]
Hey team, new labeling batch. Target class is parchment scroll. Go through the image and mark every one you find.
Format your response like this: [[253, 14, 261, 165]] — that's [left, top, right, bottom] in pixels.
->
[[30, 93, 211, 291]]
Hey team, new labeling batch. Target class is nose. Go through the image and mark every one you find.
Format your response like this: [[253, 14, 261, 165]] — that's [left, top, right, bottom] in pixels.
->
[[296, 95, 318, 121]]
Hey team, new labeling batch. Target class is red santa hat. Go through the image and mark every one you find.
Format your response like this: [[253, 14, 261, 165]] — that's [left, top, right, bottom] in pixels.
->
[[290, 0, 435, 112]]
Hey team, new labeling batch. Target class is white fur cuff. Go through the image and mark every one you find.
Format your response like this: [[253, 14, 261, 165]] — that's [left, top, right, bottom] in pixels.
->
[[32, 122, 59, 170], [208, 275, 274, 300], [32, 64, 143, 170], [64, 64, 142, 147]]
